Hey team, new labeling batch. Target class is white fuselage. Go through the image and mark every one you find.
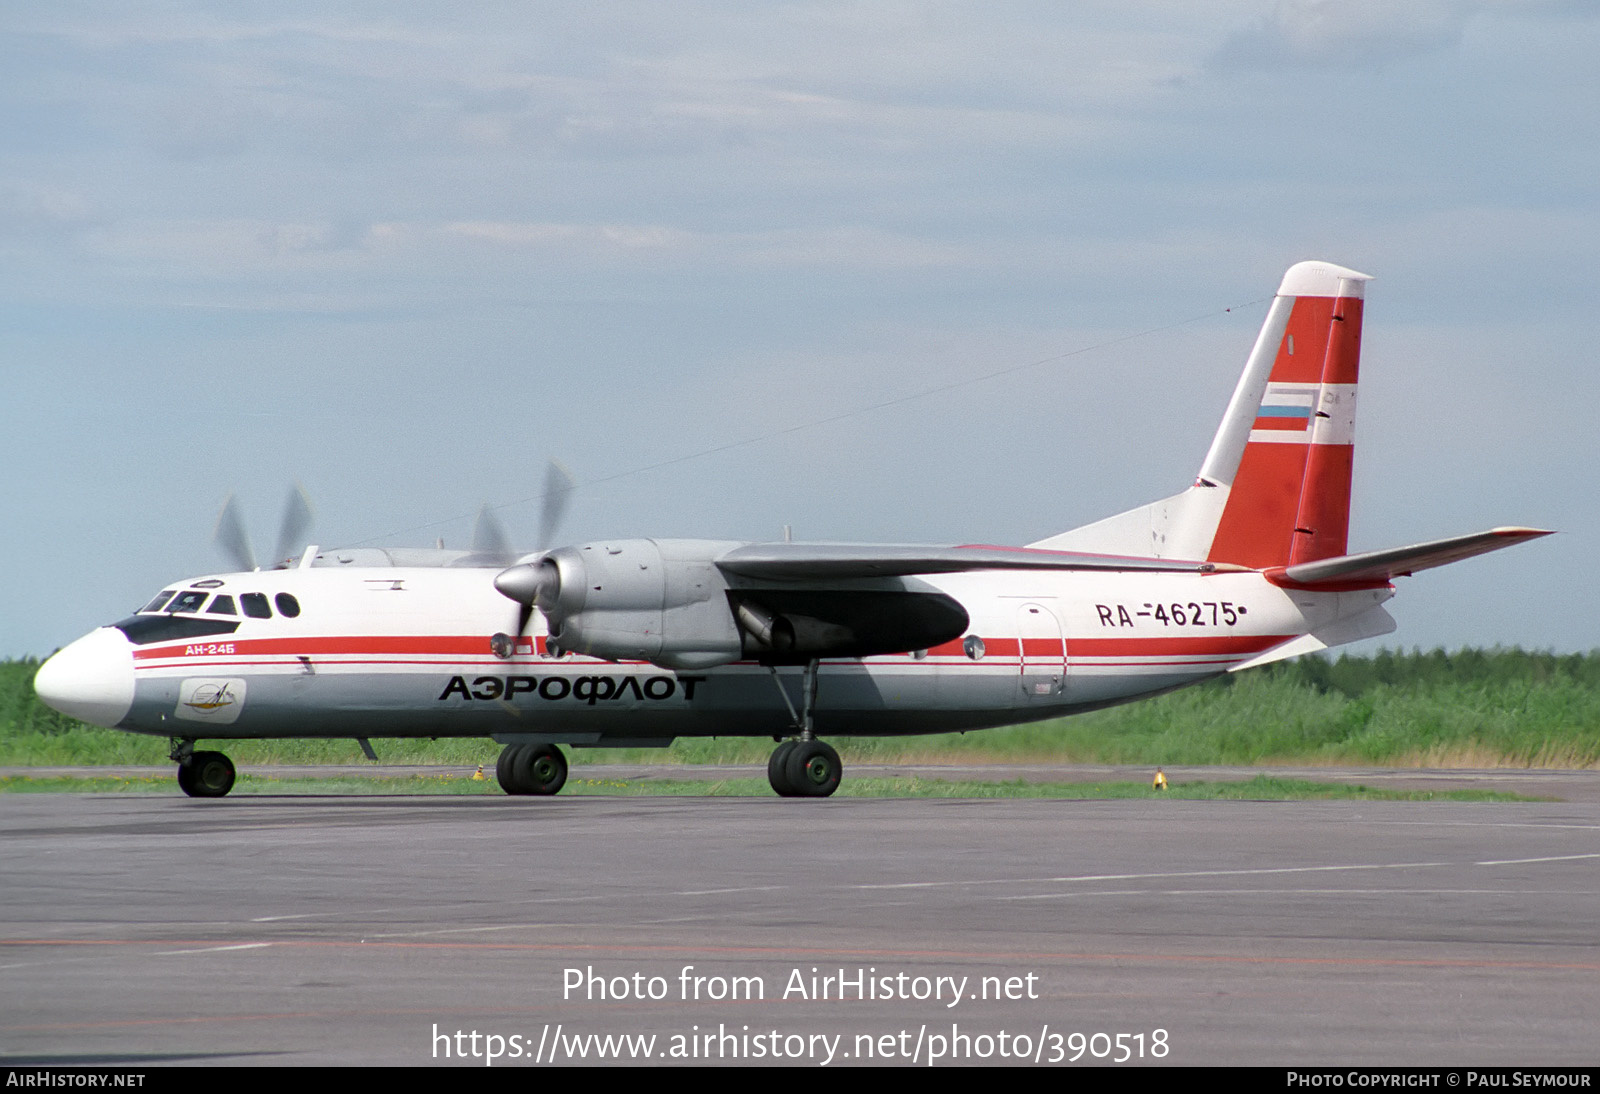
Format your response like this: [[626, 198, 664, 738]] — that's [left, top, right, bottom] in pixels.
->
[[38, 561, 1392, 746]]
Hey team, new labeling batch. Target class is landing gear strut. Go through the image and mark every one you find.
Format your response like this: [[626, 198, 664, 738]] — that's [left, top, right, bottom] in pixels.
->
[[171, 738, 236, 798], [495, 742, 569, 796], [766, 660, 841, 798]]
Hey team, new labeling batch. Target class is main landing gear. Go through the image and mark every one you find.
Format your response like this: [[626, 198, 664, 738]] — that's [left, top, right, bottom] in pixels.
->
[[495, 742, 569, 796], [171, 739, 237, 798], [765, 659, 842, 798], [768, 737, 841, 798]]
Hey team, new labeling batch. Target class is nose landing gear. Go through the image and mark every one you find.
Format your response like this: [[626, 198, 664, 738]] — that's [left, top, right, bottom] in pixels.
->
[[171, 739, 237, 798]]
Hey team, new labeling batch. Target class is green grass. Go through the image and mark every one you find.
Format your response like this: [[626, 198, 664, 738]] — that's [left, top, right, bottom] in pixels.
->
[[7, 647, 1599, 770], [0, 771, 1533, 801]]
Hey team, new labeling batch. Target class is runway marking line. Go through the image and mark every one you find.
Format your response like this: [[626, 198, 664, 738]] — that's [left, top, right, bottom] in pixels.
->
[[855, 860, 1455, 888], [3, 937, 1598, 973], [854, 854, 1600, 891], [1475, 852, 1600, 866], [367, 924, 570, 939], [673, 886, 789, 896], [998, 887, 1599, 900]]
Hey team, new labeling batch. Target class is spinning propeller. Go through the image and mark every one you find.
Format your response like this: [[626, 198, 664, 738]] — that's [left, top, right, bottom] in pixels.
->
[[212, 486, 314, 572], [477, 461, 576, 651]]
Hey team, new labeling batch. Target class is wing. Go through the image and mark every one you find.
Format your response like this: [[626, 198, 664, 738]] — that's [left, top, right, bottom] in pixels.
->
[[714, 542, 1240, 581], [710, 542, 1237, 663]]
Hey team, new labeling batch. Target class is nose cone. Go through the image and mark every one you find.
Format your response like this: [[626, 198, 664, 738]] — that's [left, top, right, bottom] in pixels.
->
[[35, 628, 136, 728]]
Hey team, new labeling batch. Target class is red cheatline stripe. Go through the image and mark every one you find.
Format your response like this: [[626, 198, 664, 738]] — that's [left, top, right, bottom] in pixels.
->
[[133, 635, 496, 661], [927, 637, 1024, 657], [132, 633, 1292, 664], [133, 656, 1247, 674], [1071, 635, 1291, 656], [1071, 658, 1248, 668]]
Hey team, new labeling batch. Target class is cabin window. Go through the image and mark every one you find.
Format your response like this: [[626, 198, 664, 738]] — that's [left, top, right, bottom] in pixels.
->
[[240, 593, 272, 619], [275, 592, 302, 618], [206, 595, 237, 616], [168, 591, 209, 614], [141, 591, 176, 613]]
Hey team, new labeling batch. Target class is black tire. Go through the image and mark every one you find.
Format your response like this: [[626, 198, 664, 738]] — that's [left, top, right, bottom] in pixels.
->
[[784, 740, 841, 798], [767, 740, 798, 797], [512, 743, 567, 796], [496, 744, 529, 795], [185, 751, 236, 798]]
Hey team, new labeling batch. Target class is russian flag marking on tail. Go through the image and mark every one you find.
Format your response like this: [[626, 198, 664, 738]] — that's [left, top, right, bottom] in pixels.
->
[[1252, 386, 1318, 435]]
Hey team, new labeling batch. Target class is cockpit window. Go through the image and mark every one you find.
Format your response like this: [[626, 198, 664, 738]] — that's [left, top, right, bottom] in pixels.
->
[[168, 591, 209, 614], [141, 591, 176, 613], [274, 592, 302, 618], [240, 593, 272, 619], [112, 615, 239, 645], [206, 595, 237, 616]]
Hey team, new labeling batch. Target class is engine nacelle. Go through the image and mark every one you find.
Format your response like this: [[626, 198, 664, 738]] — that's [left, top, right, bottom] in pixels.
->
[[497, 538, 971, 669], [537, 539, 745, 670]]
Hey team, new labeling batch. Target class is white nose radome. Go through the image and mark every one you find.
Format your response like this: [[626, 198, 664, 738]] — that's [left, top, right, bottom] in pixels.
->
[[34, 628, 136, 728]]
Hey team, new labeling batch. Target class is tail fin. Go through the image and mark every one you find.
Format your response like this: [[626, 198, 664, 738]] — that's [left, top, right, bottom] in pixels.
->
[[1204, 260, 1369, 567], [1032, 260, 1371, 566]]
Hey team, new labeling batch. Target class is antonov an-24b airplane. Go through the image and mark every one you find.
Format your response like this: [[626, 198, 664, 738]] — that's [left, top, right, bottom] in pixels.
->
[[35, 261, 1549, 799]]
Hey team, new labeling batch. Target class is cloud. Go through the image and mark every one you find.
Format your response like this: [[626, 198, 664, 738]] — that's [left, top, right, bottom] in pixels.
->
[[1214, 0, 1482, 69], [72, 215, 983, 296], [0, 180, 96, 240], [440, 220, 692, 252]]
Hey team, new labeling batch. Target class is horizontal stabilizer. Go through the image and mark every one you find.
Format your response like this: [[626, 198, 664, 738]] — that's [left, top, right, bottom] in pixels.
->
[[1270, 527, 1552, 588], [716, 543, 1241, 582], [1228, 606, 1397, 672]]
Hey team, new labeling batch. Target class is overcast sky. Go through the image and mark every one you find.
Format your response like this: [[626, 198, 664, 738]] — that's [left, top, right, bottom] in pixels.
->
[[4, 1, 1596, 658]]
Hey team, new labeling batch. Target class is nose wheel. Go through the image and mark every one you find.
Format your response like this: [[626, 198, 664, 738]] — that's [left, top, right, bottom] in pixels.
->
[[171, 740, 237, 798], [495, 742, 569, 795]]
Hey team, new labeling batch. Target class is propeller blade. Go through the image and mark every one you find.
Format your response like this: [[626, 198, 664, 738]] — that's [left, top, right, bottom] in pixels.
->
[[471, 505, 516, 567], [213, 496, 257, 573], [271, 484, 314, 568], [537, 460, 575, 551]]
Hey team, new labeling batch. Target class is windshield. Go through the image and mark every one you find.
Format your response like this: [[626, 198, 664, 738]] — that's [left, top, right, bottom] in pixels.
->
[[167, 591, 208, 614], [140, 591, 176, 613]]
